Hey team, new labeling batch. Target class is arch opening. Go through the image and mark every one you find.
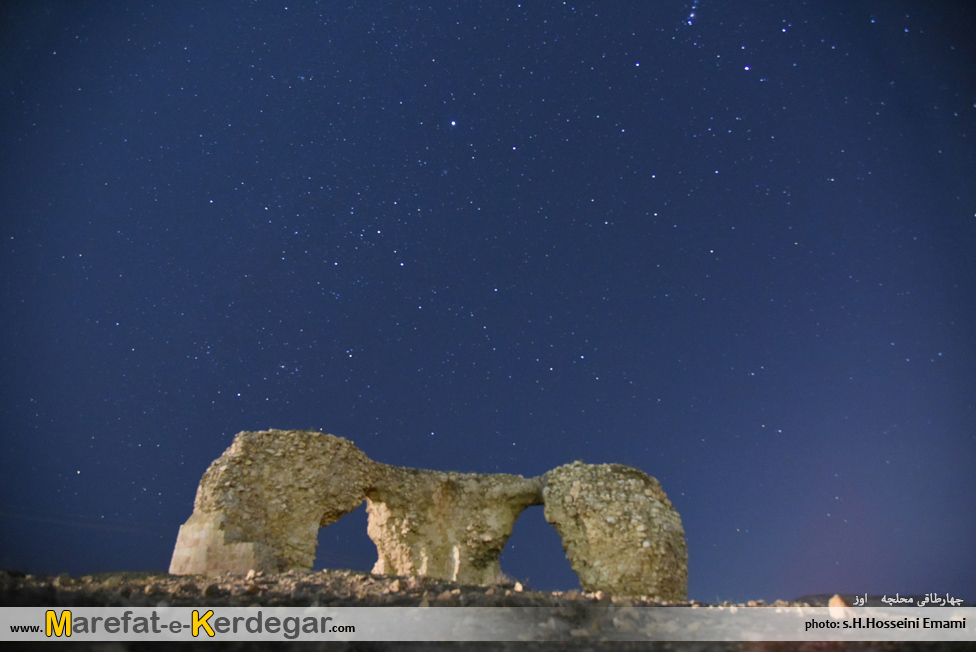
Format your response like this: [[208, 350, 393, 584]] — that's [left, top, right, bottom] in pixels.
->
[[499, 505, 579, 592], [312, 502, 376, 573]]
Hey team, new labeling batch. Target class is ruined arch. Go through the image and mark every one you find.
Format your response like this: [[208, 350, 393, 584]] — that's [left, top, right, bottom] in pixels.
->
[[170, 429, 687, 600]]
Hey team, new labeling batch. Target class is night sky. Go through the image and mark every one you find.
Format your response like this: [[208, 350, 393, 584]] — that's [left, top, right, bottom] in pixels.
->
[[2, 1, 975, 605]]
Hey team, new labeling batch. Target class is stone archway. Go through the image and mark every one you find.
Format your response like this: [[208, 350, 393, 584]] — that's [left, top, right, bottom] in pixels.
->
[[168, 430, 372, 575], [170, 430, 688, 601]]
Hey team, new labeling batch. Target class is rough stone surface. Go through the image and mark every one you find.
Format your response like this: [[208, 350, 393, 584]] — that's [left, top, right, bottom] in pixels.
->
[[171, 429, 688, 599], [366, 463, 543, 585], [169, 430, 373, 574], [542, 461, 688, 601]]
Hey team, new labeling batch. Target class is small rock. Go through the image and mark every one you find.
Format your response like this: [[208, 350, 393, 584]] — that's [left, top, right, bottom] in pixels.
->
[[828, 594, 851, 607]]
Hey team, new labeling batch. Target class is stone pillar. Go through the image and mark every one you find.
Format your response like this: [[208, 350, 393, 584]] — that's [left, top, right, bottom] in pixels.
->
[[542, 461, 688, 600], [365, 464, 544, 585], [169, 430, 373, 575]]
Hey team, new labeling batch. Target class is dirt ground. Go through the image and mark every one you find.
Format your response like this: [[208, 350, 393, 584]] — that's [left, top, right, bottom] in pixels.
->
[[2, 566, 829, 608]]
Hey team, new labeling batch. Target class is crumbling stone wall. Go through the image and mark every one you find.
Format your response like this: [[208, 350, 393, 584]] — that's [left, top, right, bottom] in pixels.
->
[[366, 464, 544, 585], [170, 429, 688, 599], [542, 461, 688, 601], [169, 430, 373, 574]]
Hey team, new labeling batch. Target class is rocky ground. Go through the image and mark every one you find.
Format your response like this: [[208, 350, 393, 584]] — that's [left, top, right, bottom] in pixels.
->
[[1, 569, 965, 651], [0, 567, 827, 609]]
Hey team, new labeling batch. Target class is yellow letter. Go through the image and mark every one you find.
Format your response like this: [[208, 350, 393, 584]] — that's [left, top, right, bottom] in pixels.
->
[[46, 610, 71, 637], [192, 610, 215, 637]]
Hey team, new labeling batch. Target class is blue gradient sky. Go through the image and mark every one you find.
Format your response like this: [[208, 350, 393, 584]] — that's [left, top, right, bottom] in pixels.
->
[[2, 1, 974, 603]]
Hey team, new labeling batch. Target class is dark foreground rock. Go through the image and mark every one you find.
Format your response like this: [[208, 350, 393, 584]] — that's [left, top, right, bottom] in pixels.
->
[[0, 568, 790, 609], [0, 568, 563, 608]]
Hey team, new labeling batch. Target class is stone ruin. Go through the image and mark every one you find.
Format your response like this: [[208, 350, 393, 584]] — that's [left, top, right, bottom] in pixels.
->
[[169, 429, 688, 600]]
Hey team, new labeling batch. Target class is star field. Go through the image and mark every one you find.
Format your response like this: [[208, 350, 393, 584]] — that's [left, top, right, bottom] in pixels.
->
[[1, 1, 974, 603]]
